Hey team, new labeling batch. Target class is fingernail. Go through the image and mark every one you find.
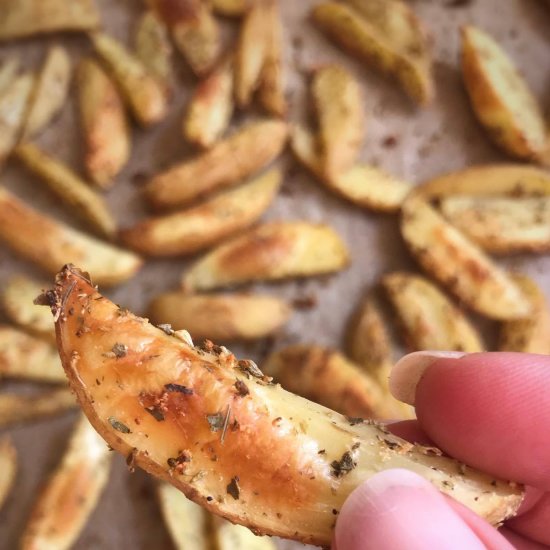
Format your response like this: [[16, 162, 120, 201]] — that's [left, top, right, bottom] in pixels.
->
[[389, 351, 467, 406]]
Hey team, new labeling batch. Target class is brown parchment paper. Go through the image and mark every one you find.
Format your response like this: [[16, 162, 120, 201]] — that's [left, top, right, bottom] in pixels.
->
[[0, 0, 549, 548]]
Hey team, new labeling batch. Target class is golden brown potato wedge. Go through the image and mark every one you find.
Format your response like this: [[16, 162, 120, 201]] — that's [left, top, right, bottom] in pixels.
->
[[312, 65, 363, 178], [0, 189, 142, 286], [1, 276, 55, 340], [211, 0, 251, 17], [91, 32, 168, 126], [0, 0, 100, 41], [499, 275, 550, 355], [0, 57, 20, 94], [291, 125, 411, 212], [0, 387, 76, 429], [20, 415, 111, 550], [77, 57, 131, 189], [48, 265, 523, 546], [148, 292, 291, 342], [382, 272, 484, 352], [14, 142, 117, 239], [312, 1, 434, 105], [0, 437, 16, 511], [0, 326, 64, 383], [182, 221, 350, 291], [184, 56, 234, 149], [461, 25, 547, 163], [122, 169, 281, 257], [145, 119, 288, 210], [400, 195, 530, 321], [21, 46, 71, 141], [213, 516, 277, 550]]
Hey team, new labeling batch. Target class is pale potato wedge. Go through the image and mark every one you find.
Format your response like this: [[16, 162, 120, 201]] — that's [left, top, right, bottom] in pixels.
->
[[1, 276, 55, 340], [0, 437, 17, 511], [122, 169, 281, 257], [211, 0, 251, 17], [20, 415, 111, 550], [0, 189, 142, 286], [382, 272, 484, 352], [0, 73, 35, 165], [14, 142, 117, 239], [77, 57, 131, 189], [48, 266, 523, 546], [0, 58, 20, 94], [145, 119, 288, 211], [500, 275, 550, 355], [213, 517, 277, 550], [312, 1, 434, 105], [400, 195, 530, 320], [461, 25, 547, 163], [21, 46, 71, 141], [0, 326, 64, 383], [0, 387, 76, 429], [148, 292, 291, 342], [91, 32, 168, 126], [0, 0, 100, 41], [182, 221, 350, 291], [184, 56, 234, 149], [291, 125, 411, 212], [312, 65, 364, 178]]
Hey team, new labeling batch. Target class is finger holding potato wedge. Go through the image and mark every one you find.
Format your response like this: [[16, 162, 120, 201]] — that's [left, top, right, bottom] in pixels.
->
[[0, 437, 17, 511], [182, 221, 350, 291]]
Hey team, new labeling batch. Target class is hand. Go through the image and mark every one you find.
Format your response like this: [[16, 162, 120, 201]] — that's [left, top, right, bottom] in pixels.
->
[[333, 352, 550, 550]]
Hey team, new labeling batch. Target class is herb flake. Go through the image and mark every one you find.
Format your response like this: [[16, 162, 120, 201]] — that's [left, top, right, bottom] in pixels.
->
[[109, 416, 131, 434], [206, 412, 224, 432], [112, 343, 128, 358], [330, 451, 356, 478], [164, 383, 193, 395], [226, 476, 240, 500], [234, 380, 249, 397]]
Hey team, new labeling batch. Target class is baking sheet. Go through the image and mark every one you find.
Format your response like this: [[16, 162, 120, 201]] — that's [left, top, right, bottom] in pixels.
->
[[0, 0, 549, 548]]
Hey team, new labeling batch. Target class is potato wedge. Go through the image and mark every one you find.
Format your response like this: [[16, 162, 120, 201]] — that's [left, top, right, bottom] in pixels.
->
[[0, 387, 76, 429], [400, 195, 530, 320], [77, 58, 131, 189], [0, 73, 35, 165], [461, 25, 547, 163], [21, 46, 71, 141], [0, 189, 142, 286], [1, 276, 55, 340], [213, 516, 276, 550], [0, 0, 100, 41], [291, 125, 411, 212], [0, 437, 16, 511], [382, 272, 484, 352], [211, 0, 251, 17], [312, 1, 434, 105], [184, 56, 234, 149], [182, 221, 350, 291], [91, 32, 168, 126], [122, 169, 281, 257], [0, 326, 64, 383], [20, 415, 111, 550], [0, 58, 20, 94], [312, 65, 363, 178], [499, 275, 550, 355], [148, 292, 290, 342], [14, 143, 117, 239], [145, 119, 288, 211], [48, 265, 523, 546]]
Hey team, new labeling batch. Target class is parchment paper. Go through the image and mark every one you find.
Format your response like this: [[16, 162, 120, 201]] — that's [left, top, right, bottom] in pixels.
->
[[0, 0, 549, 548]]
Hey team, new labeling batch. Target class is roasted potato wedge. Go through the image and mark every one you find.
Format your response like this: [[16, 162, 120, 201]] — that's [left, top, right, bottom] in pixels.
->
[[461, 25, 547, 163], [48, 265, 523, 546], [0, 57, 20, 94], [184, 56, 234, 149], [182, 221, 350, 291], [20, 415, 111, 550], [213, 516, 276, 550], [0, 189, 142, 286], [0, 387, 76, 429], [312, 65, 363, 178], [312, 1, 434, 105], [211, 0, 251, 17], [122, 169, 281, 257], [0, 0, 100, 41], [500, 275, 550, 355], [148, 292, 291, 342], [77, 58, 130, 189], [291, 125, 411, 212], [21, 46, 71, 141], [0, 437, 16, 510], [382, 272, 484, 352], [91, 32, 168, 126], [14, 143, 117, 239], [145, 119, 288, 211], [400, 195, 530, 320]]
